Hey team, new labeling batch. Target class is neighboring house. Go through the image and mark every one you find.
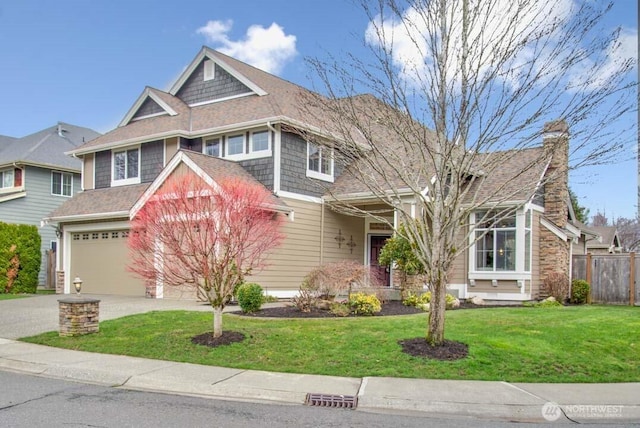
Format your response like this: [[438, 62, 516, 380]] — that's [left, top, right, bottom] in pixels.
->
[[44, 47, 577, 300], [0, 123, 101, 286], [573, 225, 623, 254]]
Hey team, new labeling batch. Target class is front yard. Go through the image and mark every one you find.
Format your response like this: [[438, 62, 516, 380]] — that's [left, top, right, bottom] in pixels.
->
[[22, 305, 639, 383]]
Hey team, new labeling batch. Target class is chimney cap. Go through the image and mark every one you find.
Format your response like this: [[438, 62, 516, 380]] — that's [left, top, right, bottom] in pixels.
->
[[543, 120, 569, 134]]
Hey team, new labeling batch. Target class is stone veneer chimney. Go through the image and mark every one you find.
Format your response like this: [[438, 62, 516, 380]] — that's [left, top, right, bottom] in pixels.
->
[[542, 120, 569, 228], [539, 120, 570, 298]]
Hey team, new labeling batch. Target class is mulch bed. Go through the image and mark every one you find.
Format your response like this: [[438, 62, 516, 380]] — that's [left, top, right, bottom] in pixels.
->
[[191, 331, 245, 347], [231, 300, 424, 318], [398, 338, 469, 360]]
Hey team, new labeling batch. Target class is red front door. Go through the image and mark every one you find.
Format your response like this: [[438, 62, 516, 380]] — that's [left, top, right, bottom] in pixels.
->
[[370, 235, 390, 286]]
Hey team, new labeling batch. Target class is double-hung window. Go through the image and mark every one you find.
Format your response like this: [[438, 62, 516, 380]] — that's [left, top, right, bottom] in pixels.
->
[[51, 171, 72, 196], [474, 210, 517, 271], [112, 148, 140, 185], [307, 142, 334, 182]]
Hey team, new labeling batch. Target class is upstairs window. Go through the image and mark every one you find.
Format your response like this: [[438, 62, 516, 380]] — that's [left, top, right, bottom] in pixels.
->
[[112, 147, 140, 185], [51, 171, 72, 197], [0, 169, 14, 189], [204, 138, 220, 157], [250, 130, 269, 152], [307, 142, 334, 182]]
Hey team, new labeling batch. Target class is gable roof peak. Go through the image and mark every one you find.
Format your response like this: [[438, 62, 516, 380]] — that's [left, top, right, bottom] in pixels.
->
[[168, 46, 268, 98]]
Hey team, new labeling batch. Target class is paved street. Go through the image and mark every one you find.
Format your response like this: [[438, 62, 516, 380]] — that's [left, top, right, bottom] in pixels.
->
[[0, 370, 579, 428]]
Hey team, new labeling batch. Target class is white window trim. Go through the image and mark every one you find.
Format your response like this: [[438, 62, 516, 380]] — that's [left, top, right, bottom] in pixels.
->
[[204, 60, 215, 81], [111, 146, 141, 187], [0, 168, 15, 190], [249, 129, 271, 154], [51, 171, 73, 197], [203, 137, 221, 157], [306, 142, 334, 183], [225, 134, 246, 158], [468, 209, 532, 277]]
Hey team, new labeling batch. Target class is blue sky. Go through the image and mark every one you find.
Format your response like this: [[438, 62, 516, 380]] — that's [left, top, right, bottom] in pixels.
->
[[0, 0, 637, 219]]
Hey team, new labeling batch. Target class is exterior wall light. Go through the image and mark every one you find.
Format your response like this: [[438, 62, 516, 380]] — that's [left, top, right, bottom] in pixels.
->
[[73, 276, 83, 295]]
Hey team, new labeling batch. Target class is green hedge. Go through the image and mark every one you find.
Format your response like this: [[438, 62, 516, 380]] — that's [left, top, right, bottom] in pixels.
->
[[0, 222, 41, 294]]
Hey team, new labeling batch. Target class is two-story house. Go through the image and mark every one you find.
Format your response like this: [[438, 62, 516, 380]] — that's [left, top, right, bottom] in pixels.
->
[[0, 123, 101, 287], [45, 47, 577, 300]]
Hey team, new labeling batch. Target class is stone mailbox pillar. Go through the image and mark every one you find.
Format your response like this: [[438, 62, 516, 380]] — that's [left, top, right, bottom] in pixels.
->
[[58, 298, 100, 337]]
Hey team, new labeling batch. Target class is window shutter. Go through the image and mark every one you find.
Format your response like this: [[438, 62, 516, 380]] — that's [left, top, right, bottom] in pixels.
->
[[14, 168, 22, 187]]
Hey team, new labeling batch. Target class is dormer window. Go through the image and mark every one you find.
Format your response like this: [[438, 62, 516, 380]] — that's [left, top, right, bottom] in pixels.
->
[[112, 147, 140, 186], [306, 142, 334, 182], [204, 60, 215, 81]]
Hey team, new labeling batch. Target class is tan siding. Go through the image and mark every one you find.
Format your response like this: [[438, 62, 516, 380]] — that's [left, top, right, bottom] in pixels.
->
[[531, 211, 541, 298], [165, 137, 179, 162], [83, 153, 94, 190], [247, 198, 323, 291], [449, 227, 467, 284], [322, 205, 365, 264]]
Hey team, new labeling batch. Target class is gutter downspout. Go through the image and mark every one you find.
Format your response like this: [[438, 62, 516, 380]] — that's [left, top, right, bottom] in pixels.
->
[[320, 198, 325, 265]]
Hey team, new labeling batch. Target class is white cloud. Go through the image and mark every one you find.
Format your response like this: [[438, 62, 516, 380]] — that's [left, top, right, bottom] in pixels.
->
[[364, 0, 635, 92], [196, 20, 297, 75]]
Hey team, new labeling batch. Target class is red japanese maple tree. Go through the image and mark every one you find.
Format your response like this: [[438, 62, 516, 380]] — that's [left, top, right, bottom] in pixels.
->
[[128, 174, 285, 338]]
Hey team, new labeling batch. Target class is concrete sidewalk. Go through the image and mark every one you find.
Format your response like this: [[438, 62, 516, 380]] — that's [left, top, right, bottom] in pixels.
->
[[0, 338, 638, 423], [0, 295, 638, 423]]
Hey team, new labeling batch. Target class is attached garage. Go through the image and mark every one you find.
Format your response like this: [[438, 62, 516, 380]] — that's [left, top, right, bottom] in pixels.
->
[[68, 227, 145, 296]]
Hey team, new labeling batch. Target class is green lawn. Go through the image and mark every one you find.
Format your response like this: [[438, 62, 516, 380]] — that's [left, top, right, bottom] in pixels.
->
[[0, 294, 29, 301], [0, 289, 56, 300], [21, 305, 640, 383]]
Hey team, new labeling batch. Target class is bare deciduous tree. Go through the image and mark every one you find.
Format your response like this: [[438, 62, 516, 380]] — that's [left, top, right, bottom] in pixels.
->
[[303, 0, 636, 345], [128, 175, 284, 338]]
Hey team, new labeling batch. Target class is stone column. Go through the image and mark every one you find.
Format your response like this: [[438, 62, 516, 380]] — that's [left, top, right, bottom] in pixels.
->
[[58, 298, 100, 337]]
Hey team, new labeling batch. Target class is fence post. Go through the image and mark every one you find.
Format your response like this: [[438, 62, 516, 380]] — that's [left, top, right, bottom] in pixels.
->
[[586, 253, 592, 304], [630, 252, 635, 306]]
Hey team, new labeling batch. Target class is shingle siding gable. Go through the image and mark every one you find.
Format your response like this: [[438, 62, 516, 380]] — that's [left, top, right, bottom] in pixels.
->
[[94, 150, 111, 189], [176, 60, 252, 105], [133, 98, 164, 119]]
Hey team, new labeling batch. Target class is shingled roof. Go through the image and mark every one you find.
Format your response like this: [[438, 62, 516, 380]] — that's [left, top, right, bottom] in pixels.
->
[[0, 122, 100, 171], [68, 47, 321, 155]]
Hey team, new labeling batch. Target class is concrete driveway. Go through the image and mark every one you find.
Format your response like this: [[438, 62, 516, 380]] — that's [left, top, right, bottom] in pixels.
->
[[0, 294, 214, 339]]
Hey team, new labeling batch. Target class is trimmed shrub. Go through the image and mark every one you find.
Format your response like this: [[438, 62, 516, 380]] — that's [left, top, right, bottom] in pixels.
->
[[0, 223, 41, 294], [329, 302, 351, 317], [524, 297, 563, 308], [349, 292, 381, 316], [403, 291, 458, 310], [570, 279, 590, 304], [236, 283, 264, 313]]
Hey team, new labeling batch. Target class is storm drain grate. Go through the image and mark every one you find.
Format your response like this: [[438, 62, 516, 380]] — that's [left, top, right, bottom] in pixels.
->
[[305, 393, 358, 409]]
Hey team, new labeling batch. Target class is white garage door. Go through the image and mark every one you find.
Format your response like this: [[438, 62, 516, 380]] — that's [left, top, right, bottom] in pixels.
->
[[69, 229, 145, 296]]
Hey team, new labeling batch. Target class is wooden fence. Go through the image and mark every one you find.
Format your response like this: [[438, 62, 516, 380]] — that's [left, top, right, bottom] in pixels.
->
[[572, 252, 637, 305]]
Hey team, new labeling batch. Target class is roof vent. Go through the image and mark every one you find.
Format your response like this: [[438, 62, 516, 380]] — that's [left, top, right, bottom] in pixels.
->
[[57, 123, 67, 137]]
